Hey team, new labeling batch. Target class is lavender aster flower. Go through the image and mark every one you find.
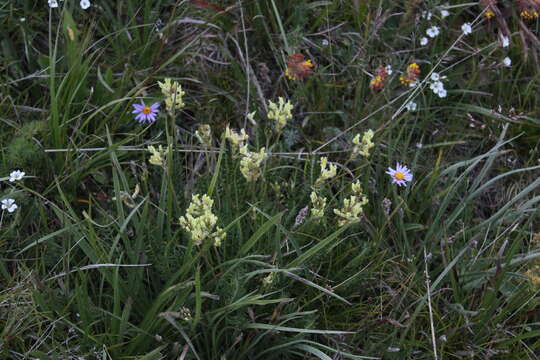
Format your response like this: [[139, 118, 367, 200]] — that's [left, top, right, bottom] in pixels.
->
[[386, 163, 413, 186], [132, 101, 160, 124]]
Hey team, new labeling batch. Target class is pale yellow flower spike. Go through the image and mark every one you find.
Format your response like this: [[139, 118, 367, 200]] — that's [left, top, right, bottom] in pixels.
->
[[333, 181, 369, 226], [239, 145, 268, 182], [310, 190, 327, 218], [351, 129, 375, 159], [267, 97, 294, 132], [158, 78, 186, 113], [179, 194, 225, 247], [225, 126, 249, 149], [148, 145, 169, 167], [315, 157, 337, 185]]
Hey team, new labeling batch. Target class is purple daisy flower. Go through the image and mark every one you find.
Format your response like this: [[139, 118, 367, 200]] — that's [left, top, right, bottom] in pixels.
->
[[132, 101, 160, 124], [386, 163, 413, 187]]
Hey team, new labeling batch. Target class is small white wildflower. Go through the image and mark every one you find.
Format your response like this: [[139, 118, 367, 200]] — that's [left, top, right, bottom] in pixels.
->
[[429, 80, 445, 94], [409, 81, 418, 88], [9, 170, 25, 182], [500, 35, 510, 48], [416, 143, 423, 149], [503, 57, 512, 67], [48, 0, 59, 8], [437, 88, 448, 98], [420, 37, 429, 46], [385, 65, 393, 75], [1, 198, 18, 213], [405, 101, 417, 112], [461, 23, 472, 35], [80, 0, 90, 9], [430, 72, 440, 81], [426, 26, 440, 38], [440, 9, 450, 18], [20, 18, 26, 22], [322, 39, 329, 46], [422, 11, 433, 20]]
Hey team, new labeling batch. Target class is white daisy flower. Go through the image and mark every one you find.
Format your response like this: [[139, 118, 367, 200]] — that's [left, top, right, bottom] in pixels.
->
[[1, 198, 18, 213], [503, 57, 512, 67], [420, 37, 429, 46], [461, 23, 472, 35], [9, 170, 25, 182], [405, 101, 417, 112], [426, 26, 440, 38]]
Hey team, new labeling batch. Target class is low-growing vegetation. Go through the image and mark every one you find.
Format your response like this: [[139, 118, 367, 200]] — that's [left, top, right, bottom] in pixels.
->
[[1, 0, 540, 359]]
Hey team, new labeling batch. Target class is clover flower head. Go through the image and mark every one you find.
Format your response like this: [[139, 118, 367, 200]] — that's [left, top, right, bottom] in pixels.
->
[[132, 101, 160, 124], [267, 97, 294, 132], [147, 145, 169, 166], [80, 0, 91, 9], [158, 78, 186, 112], [285, 54, 315, 80], [315, 157, 337, 185], [386, 163, 413, 186], [1, 198, 18, 213], [179, 194, 225, 247], [239, 146, 268, 182], [9, 170, 25, 182], [310, 191, 327, 218], [426, 26, 440, 38], [461, 22, 472, 35], [400, 63, 421, 86]]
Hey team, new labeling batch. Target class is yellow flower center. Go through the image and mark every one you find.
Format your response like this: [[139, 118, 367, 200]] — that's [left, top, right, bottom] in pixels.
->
[[142, 106, 152, 114], [394, 172, 405, 180]]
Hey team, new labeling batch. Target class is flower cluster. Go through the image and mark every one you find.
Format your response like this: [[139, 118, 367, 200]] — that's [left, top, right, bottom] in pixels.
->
[[285, 53, 314, 80], [267, 97, 294, 132], [369, 65, 392, 92], [158, 78, 186, 113], [333, 181, 369, 226], [518, 0, 540, 20], [239, 145, 268, 182], [195, 124, 212, 147], [351, 129, 375, 159], [310, 191, 327, 218], [225, 126, 249, 149], [147, 145, 169, 167], [400, 63, 421, 87], [428, 72, 448, 98], [315, 157, 337, 185], [0, 170, 25, 214], [179, 194, 225, 247]]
